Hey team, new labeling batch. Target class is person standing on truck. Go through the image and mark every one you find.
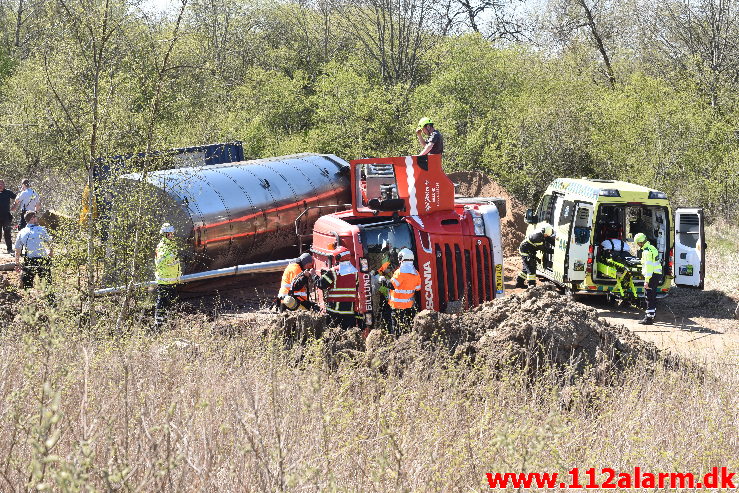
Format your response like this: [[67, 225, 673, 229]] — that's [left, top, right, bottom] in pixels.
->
[[416, 117, 444, 156], [386, 248, 421, 335], [0, 180, 17, 254], [154, 223, 182, 330], [14, 211, 54, 303], [12, 179, 41, 230], [634, 232, 663, 325], [317, 246, 358, 330], [515, 224, 556, 288], [278, 252, 319, 311]]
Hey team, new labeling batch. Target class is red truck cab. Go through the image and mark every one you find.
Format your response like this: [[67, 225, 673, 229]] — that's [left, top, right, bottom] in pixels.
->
[[311, 155, 505, 327]]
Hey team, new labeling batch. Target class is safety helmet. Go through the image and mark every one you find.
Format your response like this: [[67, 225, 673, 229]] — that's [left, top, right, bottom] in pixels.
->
[[160, 223, 175, 234], [398, 248, 414, 262], [297, 252, 314, 267], [281, 295, 298, 310], [634, 232, 647, 245], [417, 117, 433, 130], [539, 224, 554, 237], [333, 246, 351, 260]]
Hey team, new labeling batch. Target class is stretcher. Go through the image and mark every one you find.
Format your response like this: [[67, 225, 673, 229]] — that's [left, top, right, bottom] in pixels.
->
[[596, 252, 642, 302]]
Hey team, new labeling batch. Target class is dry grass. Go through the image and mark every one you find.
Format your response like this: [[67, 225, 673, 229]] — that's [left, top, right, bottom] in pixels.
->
[[0, 308, 737, 492], [0, 224, 737, 492]]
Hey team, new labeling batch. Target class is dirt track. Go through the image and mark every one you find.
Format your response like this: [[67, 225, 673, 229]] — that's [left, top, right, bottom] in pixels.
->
[[503, 277, 739, 365]]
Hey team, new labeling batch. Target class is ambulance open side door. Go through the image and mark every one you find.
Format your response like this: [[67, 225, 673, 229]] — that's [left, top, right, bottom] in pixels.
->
[[566, 202, 593, 282], [674, 208, 705, 289]]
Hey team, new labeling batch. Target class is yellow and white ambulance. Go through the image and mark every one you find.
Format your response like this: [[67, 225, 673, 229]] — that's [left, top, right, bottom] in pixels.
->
[[524, 178, 705, 297]]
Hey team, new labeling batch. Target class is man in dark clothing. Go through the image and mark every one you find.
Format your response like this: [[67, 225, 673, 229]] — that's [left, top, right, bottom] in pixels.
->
[[416, 117, 444, 155], [317, 246, 358, 330], [0, 180, 17, 253], [516, 223, 556, 288]]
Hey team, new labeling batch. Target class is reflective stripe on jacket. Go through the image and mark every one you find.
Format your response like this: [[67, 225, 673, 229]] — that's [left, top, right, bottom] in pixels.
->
[[322, 266, 357, 303], [279, 262, 308, 300], [388, 265, 421, 309], [155, 237, 181, 285], [640, 241, 663, 280]]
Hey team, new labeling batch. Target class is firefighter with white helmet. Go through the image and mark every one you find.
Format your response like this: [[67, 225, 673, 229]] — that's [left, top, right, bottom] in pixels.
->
[[317, 246, 358, 330], [634, 232, 663, 325], [516, 223, 556, 288], [385, 247, 421, 335], [415, 117, 444, 156], [154, 222, 181, 330], [278, 252, 319, 311]]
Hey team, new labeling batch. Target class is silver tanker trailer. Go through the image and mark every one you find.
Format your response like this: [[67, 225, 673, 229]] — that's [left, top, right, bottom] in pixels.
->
[[99, 153, 351, 291]]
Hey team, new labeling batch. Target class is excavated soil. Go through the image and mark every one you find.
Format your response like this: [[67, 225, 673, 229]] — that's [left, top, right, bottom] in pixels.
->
[[448, 171, 528, 257], [220, 286, 661, 383]]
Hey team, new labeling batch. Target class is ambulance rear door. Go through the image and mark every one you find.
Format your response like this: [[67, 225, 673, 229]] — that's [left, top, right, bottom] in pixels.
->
[[674, 208, 705, 289], [565, 201, 593, 282]]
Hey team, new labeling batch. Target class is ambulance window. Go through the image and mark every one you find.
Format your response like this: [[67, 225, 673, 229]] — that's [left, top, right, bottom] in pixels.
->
[[537, 195, 551, 222], [559, 200, 574, 225], [573, 206, 591, 245], [678, 213, 699, 248]]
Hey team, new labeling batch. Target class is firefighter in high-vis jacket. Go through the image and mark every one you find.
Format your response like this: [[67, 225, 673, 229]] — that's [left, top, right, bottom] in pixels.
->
[[154, 223, 182, 330], [634, 232, 663, 325], [317, 246, 358, 330], [278, 252, 319, 311], [516, 223, 556, 288], [386, 248, 421, 335], [373, 249, 395, 330]]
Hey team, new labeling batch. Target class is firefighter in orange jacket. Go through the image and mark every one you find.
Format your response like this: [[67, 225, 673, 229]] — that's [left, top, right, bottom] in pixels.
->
[[386, 248, 421, 335], [278, 252, 318, 311], [317, 246, 358, 330]]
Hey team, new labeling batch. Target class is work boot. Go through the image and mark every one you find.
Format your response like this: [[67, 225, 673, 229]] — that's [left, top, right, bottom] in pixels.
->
[[527, 280, 536, 288], [515, 277, 527, 289], [638, 316, 654, 325]]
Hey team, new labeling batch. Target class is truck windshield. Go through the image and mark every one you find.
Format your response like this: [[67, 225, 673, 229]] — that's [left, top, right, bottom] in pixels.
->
[[359, 222, 414, 273]]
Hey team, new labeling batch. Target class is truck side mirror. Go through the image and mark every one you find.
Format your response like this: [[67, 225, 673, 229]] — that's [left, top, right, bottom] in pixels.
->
[[525, 209, 537, 224]]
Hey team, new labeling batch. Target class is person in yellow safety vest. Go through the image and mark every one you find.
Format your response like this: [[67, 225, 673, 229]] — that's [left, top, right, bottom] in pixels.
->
[[386, 248, 421, 335], [154, 223, 182, 331], [79, 183, 98, 227], [375, 254, 394, 330], [278, 252, 319, 311], [634, 232, 663, 325], [515, 223, 556, 288], [317, 246, 358, 330]]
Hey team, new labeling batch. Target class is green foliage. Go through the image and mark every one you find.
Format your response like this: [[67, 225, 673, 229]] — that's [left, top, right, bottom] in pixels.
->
[[307, 59, 410, 159]]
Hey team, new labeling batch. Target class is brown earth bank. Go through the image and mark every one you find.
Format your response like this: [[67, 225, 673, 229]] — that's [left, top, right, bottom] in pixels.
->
[[219, 286, 668, 385], [448, 170, 528, 257]]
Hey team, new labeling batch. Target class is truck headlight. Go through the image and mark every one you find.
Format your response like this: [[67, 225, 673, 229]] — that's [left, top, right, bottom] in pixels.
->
[[470, 210, 485, 236]]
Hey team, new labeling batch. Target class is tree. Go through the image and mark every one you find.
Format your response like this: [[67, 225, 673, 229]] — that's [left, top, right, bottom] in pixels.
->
[[543, 0, 619, 88], [635, 0, 739, 109], [331, 0, 432, 87]]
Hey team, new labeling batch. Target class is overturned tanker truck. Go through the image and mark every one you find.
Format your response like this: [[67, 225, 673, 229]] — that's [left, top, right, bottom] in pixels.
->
[[99, 153, 351, 287], [96, 153, 507, 326]]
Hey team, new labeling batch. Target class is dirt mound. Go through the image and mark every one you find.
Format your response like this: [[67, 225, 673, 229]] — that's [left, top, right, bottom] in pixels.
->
[[448, 171, 528, 257], [405, 286, 657, 381], [237, 286, 660, 383]]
